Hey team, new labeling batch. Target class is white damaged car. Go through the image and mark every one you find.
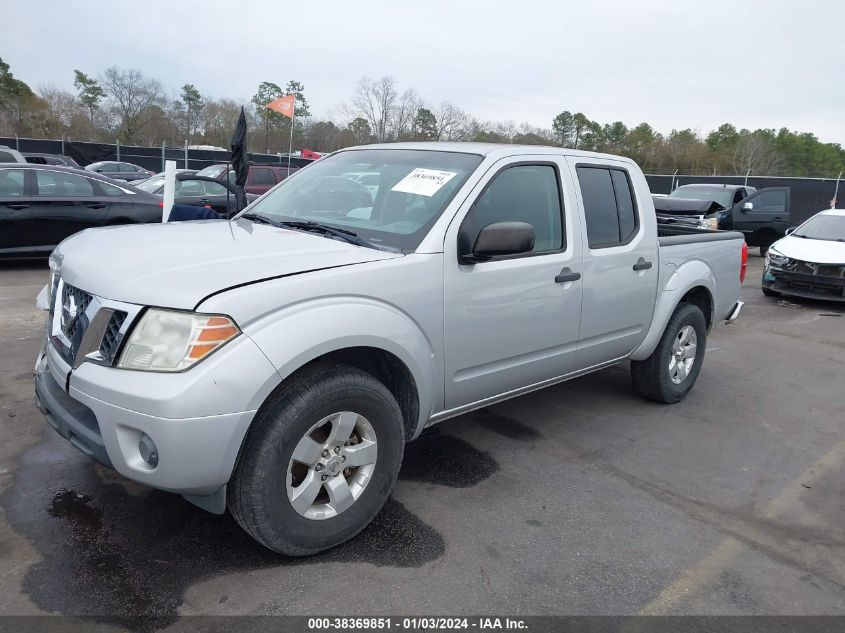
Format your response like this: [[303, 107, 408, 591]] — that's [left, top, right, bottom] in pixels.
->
[[762, 209, 845, 301]]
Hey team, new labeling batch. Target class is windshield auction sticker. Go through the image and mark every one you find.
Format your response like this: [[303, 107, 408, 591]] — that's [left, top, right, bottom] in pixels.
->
[[391, 168, 458, 197]]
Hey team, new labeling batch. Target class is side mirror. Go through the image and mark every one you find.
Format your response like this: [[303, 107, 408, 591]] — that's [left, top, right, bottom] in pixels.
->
[[460, 221, 535, 263], [785, 227, 796, 235], [742, 201, 754, 212]]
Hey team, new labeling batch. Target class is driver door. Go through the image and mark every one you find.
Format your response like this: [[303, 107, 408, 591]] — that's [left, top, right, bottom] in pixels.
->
[[733, 188, 790, 242], [443, 157, 583, 410]]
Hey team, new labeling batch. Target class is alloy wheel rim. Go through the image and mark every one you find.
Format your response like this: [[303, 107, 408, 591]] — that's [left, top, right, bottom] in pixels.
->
[[669, 325, 697, 384], [286, 411, 378, 520]]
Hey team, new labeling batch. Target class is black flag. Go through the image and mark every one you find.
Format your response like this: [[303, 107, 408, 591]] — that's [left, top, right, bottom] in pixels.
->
[[230, 106, 249, 214]]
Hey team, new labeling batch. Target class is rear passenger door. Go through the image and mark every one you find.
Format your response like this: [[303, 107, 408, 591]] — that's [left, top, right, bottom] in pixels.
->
[[569, 159, 658, 368], [0, 167, 36, 255], [30, 170, 111, 250]]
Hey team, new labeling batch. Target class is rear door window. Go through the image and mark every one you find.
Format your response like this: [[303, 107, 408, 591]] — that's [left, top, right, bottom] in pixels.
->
[[252, 168, 277, 185], [35, 170, 96, 196], [577, 165, 639, 248], [176, 179, 204, 196], [0, 169, 26, 196]]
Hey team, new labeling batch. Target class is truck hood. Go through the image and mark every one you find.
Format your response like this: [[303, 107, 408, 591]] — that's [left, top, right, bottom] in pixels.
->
[[56, 219, 401, 309], [772, 234, 845, 265]]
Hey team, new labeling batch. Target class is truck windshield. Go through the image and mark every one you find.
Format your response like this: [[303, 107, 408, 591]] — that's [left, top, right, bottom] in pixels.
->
[[669, 186, 733, 210], [239, 149, 483, 251], [792, 214, 845, 241]]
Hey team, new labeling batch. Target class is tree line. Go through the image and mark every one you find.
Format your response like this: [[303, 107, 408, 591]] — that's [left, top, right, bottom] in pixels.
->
[[1, 58, 843, 178]]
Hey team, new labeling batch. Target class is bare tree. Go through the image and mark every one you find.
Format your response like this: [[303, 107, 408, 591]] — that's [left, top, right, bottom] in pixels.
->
[[390, 88, 421, 141], [731, 131, 784, 176], [100, 67, 165, 143], [352, 76, 397, 143], [434, 102, 470, 141]]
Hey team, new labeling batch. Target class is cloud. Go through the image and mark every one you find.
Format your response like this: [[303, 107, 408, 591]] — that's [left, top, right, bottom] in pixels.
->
[[5, 0, 844, 143]]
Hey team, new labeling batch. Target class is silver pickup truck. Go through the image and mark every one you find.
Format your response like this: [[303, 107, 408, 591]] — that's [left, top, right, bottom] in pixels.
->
[[35, 143, 746, 555]]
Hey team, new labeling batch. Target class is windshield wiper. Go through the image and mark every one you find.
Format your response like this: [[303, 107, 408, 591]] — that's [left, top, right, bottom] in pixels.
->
[[278, 221, 377, 249], [241, 212, 283, 227]]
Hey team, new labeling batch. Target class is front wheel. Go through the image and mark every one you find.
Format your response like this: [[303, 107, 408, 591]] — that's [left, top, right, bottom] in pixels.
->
[[228, 364, 405, 556], [631, 303, 707, 404]]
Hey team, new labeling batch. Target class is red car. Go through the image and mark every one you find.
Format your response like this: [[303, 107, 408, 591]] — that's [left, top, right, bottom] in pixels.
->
[[195, 163, 301, 195]]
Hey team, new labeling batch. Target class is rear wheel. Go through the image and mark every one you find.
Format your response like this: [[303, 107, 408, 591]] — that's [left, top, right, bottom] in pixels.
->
[[631, 303, 707, 404], [228, 364, 405, 556]]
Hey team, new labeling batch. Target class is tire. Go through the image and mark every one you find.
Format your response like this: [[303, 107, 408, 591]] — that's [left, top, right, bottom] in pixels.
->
[[631, 303, 707, 404], [228, 363, 405, 556], [762, 286, 780, 297]]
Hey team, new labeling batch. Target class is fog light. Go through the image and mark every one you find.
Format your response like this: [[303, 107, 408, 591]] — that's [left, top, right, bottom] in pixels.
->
[[139, 434, 159, 467]]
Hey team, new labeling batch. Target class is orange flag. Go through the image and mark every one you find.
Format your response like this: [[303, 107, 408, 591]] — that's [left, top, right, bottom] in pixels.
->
[[266, 95, 295, 118]]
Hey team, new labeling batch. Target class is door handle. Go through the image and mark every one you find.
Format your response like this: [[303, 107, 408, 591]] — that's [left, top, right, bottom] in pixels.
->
[[5, 203, 30, 210], [555, 267, 581, 283], [633, 257, 653, 271], [85, 202, 107, 209]]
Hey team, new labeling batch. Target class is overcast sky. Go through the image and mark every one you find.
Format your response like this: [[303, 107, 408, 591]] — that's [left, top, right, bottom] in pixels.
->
[[5, 0, 844, 144]]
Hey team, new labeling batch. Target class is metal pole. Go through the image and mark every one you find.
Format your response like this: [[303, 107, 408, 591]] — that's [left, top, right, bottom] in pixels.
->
[[161, 141, 166, 173], [832, 170, 843, 209], [744, 169, 750, 186], [287, 106, 295, 177], [116, 139, 121, 162], [61, 135, 65, 156], [184, 139, 189, 169], [671, 169, 679, 192], [15, 134, 19, 151]]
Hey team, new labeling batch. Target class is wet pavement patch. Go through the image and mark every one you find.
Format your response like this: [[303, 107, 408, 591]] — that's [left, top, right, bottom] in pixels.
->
[[399, 428, 499, 487], [2, 437, 445, 631], [464, 408, 542, 441]]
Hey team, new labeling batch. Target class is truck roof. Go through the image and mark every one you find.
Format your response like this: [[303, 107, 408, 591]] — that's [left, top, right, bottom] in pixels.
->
[[339, 141, 636, 163], [676, 183, 750, 191]]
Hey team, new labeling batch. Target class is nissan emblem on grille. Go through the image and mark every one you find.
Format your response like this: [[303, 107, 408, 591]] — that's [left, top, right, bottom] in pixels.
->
[[61, 290, 79, 336]]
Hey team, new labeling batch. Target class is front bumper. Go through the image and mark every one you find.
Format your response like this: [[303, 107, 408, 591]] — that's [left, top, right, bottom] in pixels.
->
[[763, 268, 845, 302], [33, 332, 279, 512]]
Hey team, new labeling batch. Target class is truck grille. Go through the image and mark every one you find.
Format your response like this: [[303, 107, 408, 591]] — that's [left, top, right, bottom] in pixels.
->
[[49, 280, 139, 369], [60, 283, 92, 341], [98, 311, 127, 364]]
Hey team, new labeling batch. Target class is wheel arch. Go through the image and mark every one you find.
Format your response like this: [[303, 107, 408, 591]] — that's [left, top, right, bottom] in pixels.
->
[[630, 261, 717, 361]]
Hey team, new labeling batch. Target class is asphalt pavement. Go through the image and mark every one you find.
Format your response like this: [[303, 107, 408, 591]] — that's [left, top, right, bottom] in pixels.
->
[[0, 255, 843, 629]]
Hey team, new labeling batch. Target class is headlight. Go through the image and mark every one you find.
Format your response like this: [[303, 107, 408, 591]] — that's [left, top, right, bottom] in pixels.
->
[[766, 248, 792, 269], [117, 309, 240, 372], [698, 217, 719, 231], [48, 251, 62, 301]]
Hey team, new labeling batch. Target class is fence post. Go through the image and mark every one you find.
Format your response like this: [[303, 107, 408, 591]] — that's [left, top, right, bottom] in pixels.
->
[[184, 139, 189, 169], [15, 134, 19, 151], [116, 139, 121, 162], [161, 141, 166, 173], [61, 135, 65, 156]]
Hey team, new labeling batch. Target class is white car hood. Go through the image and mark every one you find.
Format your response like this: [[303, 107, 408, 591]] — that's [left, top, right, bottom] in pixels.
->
[[772, 235, 845, 265], [56, 219, 400, 309]]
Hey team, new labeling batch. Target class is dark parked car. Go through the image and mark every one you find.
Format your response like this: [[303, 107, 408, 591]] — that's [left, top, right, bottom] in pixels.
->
[[196, 163, 300, 194], [0, 164, 163, 258], [133, 173, 258, 216], [85, 161, 154, 182], [22, 153, 81, 168], [668, 184, 791, 254]]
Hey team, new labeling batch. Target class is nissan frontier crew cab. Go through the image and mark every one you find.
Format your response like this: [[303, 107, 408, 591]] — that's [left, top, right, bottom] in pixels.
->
[[35, 143, 746, 556]]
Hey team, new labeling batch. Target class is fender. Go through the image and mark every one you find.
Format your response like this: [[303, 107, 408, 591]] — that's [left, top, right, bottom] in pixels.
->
[[239, 296, 438, 437], [629, 258, 716, 361]]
